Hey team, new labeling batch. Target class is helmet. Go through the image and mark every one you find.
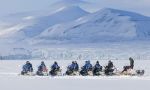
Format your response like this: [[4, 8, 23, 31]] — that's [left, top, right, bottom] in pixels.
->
[[41, 61, 44, 64], [85, 61, 88, 64], [96, 61, 99, 64], [129, 57, 133, 60], [26, 61, 30, 64], [74, 61, 77, 63], [54, 61, 57, 64], [72, 61, 75, 64]]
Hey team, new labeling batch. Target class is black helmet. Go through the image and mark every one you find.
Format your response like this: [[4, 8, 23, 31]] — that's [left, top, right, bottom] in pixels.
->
[[54, 61, 57, 64], [96, 61, 99, 64], [72, 61, 75, 64], [129, 57, 133, 60], [41, 61, 44, 64]]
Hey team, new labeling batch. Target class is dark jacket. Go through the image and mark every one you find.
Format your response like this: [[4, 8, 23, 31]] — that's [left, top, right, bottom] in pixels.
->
[[129, 58, 134, 69], [23, 63, 33, 72], [51, 63, 60, 70]]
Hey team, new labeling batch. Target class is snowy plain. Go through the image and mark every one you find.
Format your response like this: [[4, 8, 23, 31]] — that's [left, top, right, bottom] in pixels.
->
[[0, 60, 150, 90]]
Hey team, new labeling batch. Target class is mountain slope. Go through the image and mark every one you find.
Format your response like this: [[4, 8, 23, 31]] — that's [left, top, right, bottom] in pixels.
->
[[20, 6, 89, 37], [0, 6, 89, 41], [34, 8, 150, 44]]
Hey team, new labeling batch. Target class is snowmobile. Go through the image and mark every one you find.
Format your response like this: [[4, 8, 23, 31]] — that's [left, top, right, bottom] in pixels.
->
[[120, 69, 145, 76], [103, 66, 116, 76], [49, 68, 62, 76], [80, 67, 93, 76], [65, 68, 80, 76], [21, 70, 35, 76], [80, 70, 93, 76], [93, 66, 103, 76], [103, 67, 145, 76], [36, 68, 49, 76]]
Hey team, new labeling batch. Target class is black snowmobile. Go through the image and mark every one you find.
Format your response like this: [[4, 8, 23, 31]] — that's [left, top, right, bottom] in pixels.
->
[[93, 66, 103, 76], [80, 67, 93, 76], [103, 60, 116, 76], [21, 69, 34, 76], [65, 67, 80, 76], [49, 68, 62, 76], [120, 58, 145, 76]]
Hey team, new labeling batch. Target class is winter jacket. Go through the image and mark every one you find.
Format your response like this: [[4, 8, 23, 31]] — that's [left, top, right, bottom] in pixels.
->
[[23, 63, 33, 72], [51, 64, 60, 70], [38, 63, 46, 71], [83, 63, 92, 71]]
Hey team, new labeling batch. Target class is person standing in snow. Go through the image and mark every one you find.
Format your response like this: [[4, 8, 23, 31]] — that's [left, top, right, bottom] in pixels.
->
[[129, 57, 134, 69], [122, 57, 135, 73]]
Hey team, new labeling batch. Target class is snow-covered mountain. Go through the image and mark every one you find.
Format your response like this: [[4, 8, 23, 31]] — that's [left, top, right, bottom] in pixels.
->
[[0, 6, 89, 41], [32, 8, 150, 44], [1, 7, 150, 45], [1, 8, 150, 60]]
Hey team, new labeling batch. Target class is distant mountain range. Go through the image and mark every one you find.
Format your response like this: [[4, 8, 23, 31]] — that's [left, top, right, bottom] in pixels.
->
[[0, 0, 150, 45]]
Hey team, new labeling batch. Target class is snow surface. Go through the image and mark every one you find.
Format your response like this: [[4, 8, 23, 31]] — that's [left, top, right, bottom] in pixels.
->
[[0, 60, 150, 90]]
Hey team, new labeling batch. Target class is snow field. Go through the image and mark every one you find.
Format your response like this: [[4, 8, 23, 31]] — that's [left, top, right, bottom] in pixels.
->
[[0, 60, 150, 90]]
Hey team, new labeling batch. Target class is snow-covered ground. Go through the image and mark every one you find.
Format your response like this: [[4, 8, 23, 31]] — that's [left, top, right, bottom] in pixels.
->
[[0, 60, 150, 90]]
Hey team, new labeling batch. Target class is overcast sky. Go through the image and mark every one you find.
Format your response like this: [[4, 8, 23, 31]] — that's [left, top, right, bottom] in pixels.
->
[[0, 0, 150, 17]]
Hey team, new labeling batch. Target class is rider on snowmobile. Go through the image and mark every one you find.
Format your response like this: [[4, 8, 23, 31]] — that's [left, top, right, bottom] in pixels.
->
[[93, 61, 102, 75], [38, 61, 47, 72], [50, 61, 60, 76], [51, 61, 60, 71], [122, 57, 134, 73], [36, 61, 48, 75], [104, 60, 114, 75], [66, 61, 79, 75], [67, 61, 79, 71], [74, 61, 79, 71], [81, 61, 92, 71], [67, 61, 75, 71], [21, 61, 33, 75], [80, 61, 93, 75]]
